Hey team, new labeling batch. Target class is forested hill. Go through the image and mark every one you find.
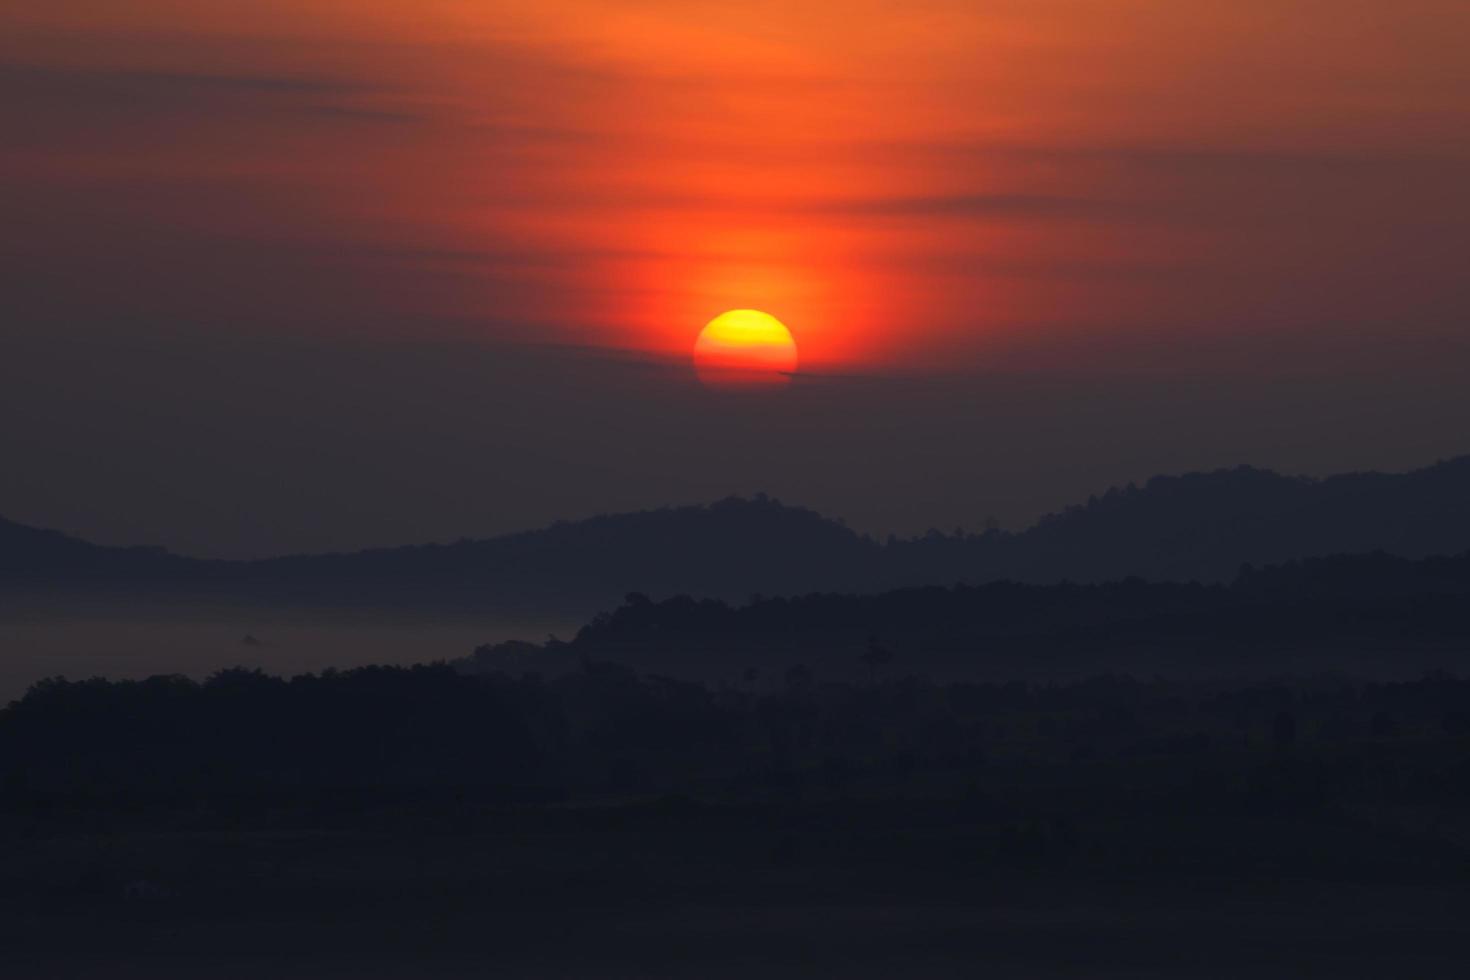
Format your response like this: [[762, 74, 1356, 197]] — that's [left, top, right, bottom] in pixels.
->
[[4, 456, 1470, 614]]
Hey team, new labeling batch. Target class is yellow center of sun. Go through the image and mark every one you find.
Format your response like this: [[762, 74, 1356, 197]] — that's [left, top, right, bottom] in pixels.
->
[[693, 310, 798, 389]]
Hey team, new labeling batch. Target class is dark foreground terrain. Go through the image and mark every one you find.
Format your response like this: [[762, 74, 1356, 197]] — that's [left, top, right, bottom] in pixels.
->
[[6, 820, 1470, 978], [6, 551, 1470, 976], [5, 654, 1470, 977]]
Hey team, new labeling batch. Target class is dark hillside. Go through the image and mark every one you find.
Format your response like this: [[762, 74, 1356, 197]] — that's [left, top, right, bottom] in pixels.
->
[[4, 457, 1470, 616]]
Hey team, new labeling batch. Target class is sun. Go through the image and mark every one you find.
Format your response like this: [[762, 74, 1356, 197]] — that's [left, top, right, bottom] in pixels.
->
[[693, 310, 798, 390]]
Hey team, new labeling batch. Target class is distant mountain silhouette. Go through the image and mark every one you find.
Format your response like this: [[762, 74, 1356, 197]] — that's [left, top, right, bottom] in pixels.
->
[[980, 457, 1470, 583], [0, 516, 193, 580], [4, 457, 1470, 616]]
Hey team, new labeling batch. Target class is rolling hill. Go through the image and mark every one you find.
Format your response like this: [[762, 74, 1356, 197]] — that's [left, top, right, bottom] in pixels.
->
[[4, 456, 1470, 617]]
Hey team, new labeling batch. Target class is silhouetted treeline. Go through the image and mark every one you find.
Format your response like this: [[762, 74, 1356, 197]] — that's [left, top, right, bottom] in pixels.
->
[[11, 666, 1470, 977], [6, 457, 1470, 618], [459, 550, 1470, 684], [0, 666, 541, 802], [8, 662, 1470, 833]]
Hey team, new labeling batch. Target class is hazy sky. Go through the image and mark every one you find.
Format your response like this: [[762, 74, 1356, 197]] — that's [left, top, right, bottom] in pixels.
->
[[3, 2, 1469, 556]]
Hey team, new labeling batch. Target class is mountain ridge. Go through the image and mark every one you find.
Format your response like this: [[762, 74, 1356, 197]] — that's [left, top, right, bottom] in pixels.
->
[[4, 456, 1470, 615]]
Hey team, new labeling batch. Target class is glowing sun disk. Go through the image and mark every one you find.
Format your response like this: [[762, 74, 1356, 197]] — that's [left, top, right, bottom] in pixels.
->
[[693, 310, 798, 390]]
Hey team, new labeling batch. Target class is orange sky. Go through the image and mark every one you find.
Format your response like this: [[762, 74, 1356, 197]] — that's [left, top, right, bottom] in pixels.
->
[[3, 0, 1469, 373]]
